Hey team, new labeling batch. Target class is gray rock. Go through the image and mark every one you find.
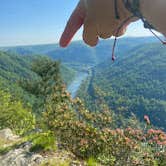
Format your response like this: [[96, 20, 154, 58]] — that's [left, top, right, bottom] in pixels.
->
[[0, 141, 43, 166], [0, 129, 44, 166], [0, 128, 19, 141], [30, 154, 43, 165]]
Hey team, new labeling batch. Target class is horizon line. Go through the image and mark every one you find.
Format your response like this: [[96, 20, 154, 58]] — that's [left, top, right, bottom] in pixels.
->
[[0, 35, 157, 48]]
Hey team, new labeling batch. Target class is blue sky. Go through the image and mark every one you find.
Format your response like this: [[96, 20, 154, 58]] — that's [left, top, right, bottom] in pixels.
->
[[0, 0, 159, 46]]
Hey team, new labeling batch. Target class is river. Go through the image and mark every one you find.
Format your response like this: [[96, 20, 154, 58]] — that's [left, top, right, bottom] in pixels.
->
[[67, 72, 88, 98]]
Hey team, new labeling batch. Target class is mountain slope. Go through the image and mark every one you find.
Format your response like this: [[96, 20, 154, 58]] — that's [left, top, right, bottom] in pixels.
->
[[45, 37, 160, 65], [1, 37, 159, 67], [2, 44, 58, 55], [82, 43, 166, 129], [0, 51, 76, 106], [0, 51, 38, 81]]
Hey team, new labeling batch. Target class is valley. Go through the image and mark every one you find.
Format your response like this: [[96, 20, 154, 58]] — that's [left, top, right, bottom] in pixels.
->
[[1, 37, 165, 128], [1, 36, 166, 165], [67, 72, 88, 99]]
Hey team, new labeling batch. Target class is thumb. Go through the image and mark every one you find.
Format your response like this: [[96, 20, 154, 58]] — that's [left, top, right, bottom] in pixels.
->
[[59, 2, 86, 47]]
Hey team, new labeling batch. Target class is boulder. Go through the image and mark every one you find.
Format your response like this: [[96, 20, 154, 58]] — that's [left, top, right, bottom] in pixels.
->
[[0, 128, 19, 141], [0, 141, 43, 166]]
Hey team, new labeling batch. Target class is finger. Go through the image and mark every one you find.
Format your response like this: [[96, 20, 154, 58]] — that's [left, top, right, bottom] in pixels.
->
[[114, 20, 131, 37], [83, 19, 99, 46], [59, 3, 85, 47], [99, 33, 112, 39], [116, 27, 127, 37], [98, 22, 114, 39]]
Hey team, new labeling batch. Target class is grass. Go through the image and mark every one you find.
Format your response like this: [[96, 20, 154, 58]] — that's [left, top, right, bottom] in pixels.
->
[[27, 132, 57, 153], [0, 137, 23, 155], [40, 159, 71, 166], [87, 157, 100, 166], [0, 131, 56, 155]]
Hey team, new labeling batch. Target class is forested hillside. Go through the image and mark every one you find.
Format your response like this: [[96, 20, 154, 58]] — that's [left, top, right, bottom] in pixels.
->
[[1, 44, 166, 165], [1, 39, 166, 165], [1, 44, 58, 55], [1, 37, 158, 67], [78, 43, 166, 130], [0, 51, 38, 81], [0, 51, 75, 107]]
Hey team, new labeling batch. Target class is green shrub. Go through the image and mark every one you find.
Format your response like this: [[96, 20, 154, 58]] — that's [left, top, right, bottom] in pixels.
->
[[87, 157, 100, 166], [29, 132, 56, 152], [44, 94, 166, 165], [0, 90, 35, 135]]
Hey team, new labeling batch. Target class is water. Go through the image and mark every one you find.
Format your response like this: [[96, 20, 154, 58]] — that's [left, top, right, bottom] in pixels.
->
[[67, 72, 88, 98]]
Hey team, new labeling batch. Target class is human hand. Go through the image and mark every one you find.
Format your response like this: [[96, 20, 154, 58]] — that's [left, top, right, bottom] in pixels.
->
[[59, 0, 132, 47], [140, 0, 166, 36]]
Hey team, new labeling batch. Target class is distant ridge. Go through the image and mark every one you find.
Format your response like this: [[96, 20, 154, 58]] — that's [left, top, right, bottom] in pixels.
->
[[1, 37, 159, 66]]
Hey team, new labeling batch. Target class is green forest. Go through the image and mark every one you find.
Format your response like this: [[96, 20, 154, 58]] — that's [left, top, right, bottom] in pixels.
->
[[1, 38, 166, 165], [78, 43, 166, 130]]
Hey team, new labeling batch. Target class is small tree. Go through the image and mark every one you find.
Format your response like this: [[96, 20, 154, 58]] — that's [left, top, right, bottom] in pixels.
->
[[20, 57, 62, 115]]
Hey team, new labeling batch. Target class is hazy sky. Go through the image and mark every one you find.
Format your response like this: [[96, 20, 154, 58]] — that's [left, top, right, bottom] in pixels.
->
[[0, 0, 160, 46]]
